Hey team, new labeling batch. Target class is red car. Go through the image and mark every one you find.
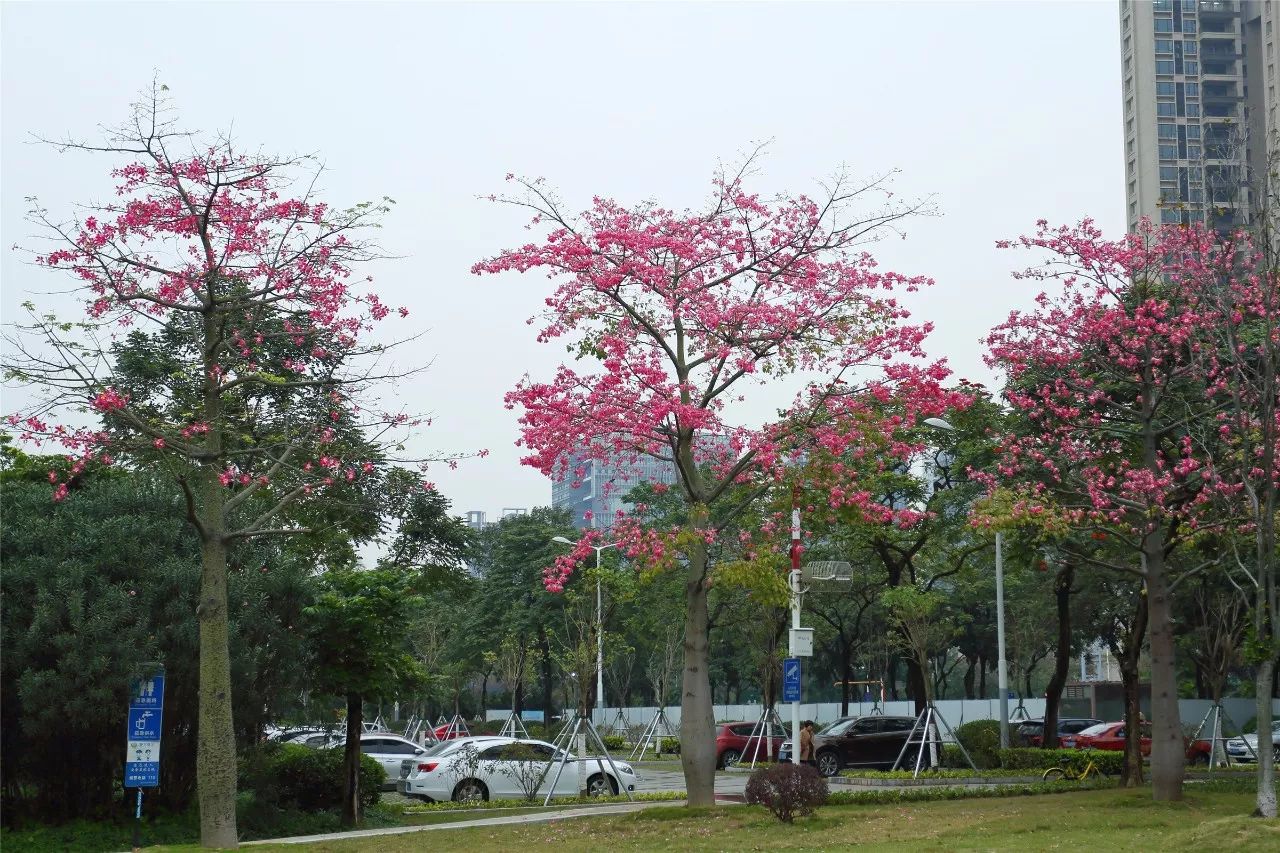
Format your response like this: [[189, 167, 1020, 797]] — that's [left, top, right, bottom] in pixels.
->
[[433, 721, 470, 741], [1061, 721, 1211, 763], [1061, 721, 1151, 754], [715, 721, 785, 768]]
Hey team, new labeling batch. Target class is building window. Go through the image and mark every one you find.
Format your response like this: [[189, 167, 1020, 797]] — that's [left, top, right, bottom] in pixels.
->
[[1186, 103, 1201, 117], [1154, 0, 1172, 10], [1187, 143, 1202, 158], [1158, 123, 1177, 139], [1184, 40, 1197, 56], [1183, 19, 1197, 33], [1190, 188, 1204, 203], [1161, 166, 1178, 181], [1156, 18, 1174, 33], [1158, 59, 1176, 74], [1181, 0, 1195, 9], [1158, 102, 1177, 116], [1162, 209, 1182, 223], [1158, 81, 1176, 97], [1186, 81, 1200, 96], [1186, 124, 1201, 140], [1156, 38, 1173, 54], [1184, 60, 1199, 75], [1160, 144, 1180, 159]]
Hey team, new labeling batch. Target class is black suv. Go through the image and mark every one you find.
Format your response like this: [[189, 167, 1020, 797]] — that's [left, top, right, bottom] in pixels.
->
[[810, 715, 921, 776]]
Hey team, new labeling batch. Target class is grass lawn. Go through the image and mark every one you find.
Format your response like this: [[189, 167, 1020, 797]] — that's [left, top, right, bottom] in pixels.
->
[[219, 785, 1278, 852]]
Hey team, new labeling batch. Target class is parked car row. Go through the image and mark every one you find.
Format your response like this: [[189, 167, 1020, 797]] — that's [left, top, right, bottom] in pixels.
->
[[1014, 717, 1103, 747]]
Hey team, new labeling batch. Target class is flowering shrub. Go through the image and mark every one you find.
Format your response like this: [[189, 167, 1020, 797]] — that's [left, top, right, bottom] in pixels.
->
[[744, 762, 828, 823]]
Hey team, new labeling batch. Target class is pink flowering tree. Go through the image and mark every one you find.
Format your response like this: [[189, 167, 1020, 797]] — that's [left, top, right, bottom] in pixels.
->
[[984, 219, 1254, 802], [1180, 221, 1280, 817], [474, 152, 962, 804], [3, 91, 443, 847]]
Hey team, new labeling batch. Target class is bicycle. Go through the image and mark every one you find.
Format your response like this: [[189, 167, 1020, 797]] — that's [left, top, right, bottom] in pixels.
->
[[1042, 751, 1110, 782]]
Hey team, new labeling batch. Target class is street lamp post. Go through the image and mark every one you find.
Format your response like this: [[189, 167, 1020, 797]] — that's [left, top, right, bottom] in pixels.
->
[[552, 535, 618, 726], [923, 417, 1010, 750]]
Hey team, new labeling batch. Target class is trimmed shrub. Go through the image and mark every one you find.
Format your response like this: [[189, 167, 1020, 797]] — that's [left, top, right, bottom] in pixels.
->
[[955, 720, 1002, 769], [744, 762, 828, 823], [242, 742, 384, 812], [997, 747, 1124, 776], [601, 735, 627, 751]]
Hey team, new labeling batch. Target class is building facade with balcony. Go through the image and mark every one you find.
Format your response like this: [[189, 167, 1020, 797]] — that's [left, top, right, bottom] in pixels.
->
[[1120, 0, 1279, 233]]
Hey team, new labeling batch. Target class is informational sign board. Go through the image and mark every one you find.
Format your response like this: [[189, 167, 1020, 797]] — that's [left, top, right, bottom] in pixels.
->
[[783, 657, 802, 703], [125, 671, 164, 788]]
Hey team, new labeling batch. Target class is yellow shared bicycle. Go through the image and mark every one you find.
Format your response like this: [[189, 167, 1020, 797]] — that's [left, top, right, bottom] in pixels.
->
[[1042, 752, 1110, 782]]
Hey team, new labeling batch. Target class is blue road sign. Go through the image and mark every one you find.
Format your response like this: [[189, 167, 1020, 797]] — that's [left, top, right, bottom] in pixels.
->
[[783, 657, 802, 703], [126, 670, 165, 788], [129, 674, 164, 709], [128, 708, 162, 741]]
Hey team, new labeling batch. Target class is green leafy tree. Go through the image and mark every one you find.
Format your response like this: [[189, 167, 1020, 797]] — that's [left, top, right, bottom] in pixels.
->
[[0, 446, 314, 820], [305, 569, 426, 826]]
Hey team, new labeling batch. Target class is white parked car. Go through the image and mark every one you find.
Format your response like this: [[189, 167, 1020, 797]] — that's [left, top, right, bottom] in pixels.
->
[[353, 733, 432, 789], [1226, 720, 1280, 762], [400, 736, 639, 802]]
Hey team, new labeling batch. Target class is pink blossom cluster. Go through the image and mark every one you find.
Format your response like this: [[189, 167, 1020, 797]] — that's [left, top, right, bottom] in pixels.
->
[[983, 218, 1278, 539], [476, 170, 962, 590]]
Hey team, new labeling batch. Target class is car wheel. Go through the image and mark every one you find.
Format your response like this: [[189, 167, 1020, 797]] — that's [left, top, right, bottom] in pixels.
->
[[719, 748, 741, 769], [1192, 752, 1210, 766], [586, 773, 619, 797], [816, 751, 841, 777], [451, 779, 489, 802]]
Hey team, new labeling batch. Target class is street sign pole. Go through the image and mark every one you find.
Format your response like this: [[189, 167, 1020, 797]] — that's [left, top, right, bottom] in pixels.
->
[[126, 663, 165, 852], [788, 503, 802, 764]]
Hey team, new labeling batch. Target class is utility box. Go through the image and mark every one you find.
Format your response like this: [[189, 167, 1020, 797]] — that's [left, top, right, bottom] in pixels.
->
[[789, 628, 814, 657]]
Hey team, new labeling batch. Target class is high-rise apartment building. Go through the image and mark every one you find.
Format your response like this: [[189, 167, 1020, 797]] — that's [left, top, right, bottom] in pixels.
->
[[1120, 1, 1279, 233]]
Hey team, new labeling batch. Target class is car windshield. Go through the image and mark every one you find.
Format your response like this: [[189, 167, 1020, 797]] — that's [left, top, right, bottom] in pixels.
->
[[818, 719, 856, 737], [1076, 723, 1111, 737]]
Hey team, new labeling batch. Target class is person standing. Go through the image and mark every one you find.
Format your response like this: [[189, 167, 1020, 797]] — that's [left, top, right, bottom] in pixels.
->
[[799, 720, 816, 767]]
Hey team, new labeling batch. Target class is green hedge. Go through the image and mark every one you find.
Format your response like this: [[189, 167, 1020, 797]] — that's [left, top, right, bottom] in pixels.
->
[[630, 737, 680, 754], [826, 777, 1112, 807], [996, 748, 1124, 775], [241, 743, 385, 812], [954, 720, 1002, 769]]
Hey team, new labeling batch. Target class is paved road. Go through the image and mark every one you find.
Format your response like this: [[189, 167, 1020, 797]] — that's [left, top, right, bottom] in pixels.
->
[[632, 765, 747, 799]]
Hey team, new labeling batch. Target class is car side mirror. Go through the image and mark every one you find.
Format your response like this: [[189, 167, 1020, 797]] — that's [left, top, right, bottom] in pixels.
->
[[415, 748, 425, 755]]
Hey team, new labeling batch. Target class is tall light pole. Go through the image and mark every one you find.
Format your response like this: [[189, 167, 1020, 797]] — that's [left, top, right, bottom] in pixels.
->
[[923, 417, 1010, 750], [552, 535, 618, 726]]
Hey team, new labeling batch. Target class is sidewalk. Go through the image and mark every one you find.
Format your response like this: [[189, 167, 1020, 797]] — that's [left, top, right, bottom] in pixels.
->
[[244, 799, 700, 846]]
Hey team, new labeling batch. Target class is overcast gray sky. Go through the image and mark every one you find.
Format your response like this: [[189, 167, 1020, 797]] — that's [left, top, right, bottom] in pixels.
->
[[1, 0, 1123, 520]]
